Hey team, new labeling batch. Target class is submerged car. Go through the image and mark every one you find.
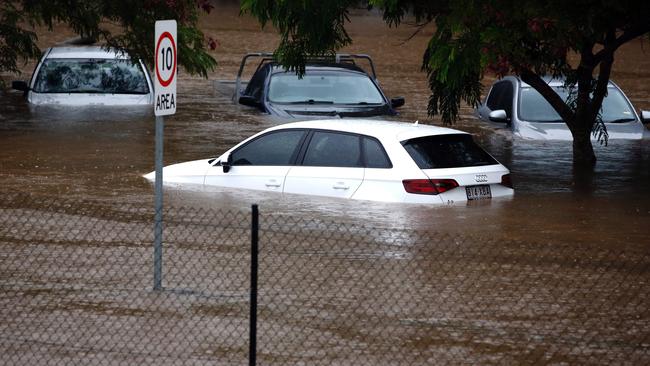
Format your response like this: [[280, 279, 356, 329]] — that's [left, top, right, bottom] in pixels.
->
[[476, 76, 649, 140], [144, 119, 514, 204], [233, 53, 405, 119], [12, 46, 153, 106]]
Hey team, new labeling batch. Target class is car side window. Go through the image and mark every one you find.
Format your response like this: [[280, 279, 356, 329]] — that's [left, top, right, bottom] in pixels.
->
[[499, 82, 514, 117], [363, 137, 392, 168], [486, 84, 503, 110], [486, 81, 513, 116], [302, 131, 362, 167], [231, 130, 305, 166], [243, 66, 269, 101]]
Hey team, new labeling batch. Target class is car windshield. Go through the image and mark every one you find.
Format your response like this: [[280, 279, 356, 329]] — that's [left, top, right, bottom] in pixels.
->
[[402, 134, 498, 169], [267, 71, 384, 104], [519, 86, 636, 123], [33, 59, 149, 94]]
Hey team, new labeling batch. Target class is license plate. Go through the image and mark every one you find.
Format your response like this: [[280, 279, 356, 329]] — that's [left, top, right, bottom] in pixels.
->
[[466, 185, 492, 200]]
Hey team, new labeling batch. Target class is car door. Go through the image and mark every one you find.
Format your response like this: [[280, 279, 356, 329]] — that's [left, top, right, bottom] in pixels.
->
[[204, 129, 306, 192], [284, 130, 364, 198]]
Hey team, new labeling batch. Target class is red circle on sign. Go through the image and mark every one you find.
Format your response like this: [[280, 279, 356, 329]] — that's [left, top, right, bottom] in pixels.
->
[[155, 31, 177, 87]]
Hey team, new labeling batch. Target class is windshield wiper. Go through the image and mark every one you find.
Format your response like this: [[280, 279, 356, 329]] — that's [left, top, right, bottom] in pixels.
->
[[347, 101, 382, 105], [605, 118, 636, 123], [289, 99, 334, 104]]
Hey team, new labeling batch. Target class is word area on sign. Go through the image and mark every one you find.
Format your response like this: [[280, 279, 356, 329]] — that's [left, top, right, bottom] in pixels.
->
[[156, 93, 176, 111]]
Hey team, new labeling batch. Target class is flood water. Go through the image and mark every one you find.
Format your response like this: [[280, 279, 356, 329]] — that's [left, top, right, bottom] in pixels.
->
[[1, 4, 649, 248], [1, 5, 650, 365]]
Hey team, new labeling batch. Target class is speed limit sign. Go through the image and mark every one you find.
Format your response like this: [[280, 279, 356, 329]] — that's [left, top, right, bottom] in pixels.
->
[[154, 20, 177, 116]]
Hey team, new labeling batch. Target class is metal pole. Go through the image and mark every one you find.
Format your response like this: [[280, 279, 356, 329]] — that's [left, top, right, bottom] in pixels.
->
[[249, 204, 259, 366], [153, 115, 164, 291]]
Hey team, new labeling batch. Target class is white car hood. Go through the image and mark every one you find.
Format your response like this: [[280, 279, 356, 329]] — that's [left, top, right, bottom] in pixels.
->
[[514, 120, 645, 140], [29, 92, 153, 106], [143, 159, 212, 185]]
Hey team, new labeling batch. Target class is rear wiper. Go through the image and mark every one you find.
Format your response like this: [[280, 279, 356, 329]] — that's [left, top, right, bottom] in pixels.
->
[[605, 118, 636, 123], [347, 102, 382, 105], [289, 99, 334, 104]]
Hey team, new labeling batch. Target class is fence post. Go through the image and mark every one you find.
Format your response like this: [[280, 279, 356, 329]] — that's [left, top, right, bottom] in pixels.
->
[[249, 204, 259, 366], [153, 115, 164, 291]]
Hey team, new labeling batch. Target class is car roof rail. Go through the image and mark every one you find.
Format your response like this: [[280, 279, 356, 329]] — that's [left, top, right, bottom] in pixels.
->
[[234, 52, 378, 100]]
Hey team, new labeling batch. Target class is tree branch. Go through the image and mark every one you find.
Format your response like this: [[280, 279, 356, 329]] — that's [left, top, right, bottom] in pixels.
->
[[590, 30, 615, 122], [399, 19, 432, 45], [593, 23, 650, 63]]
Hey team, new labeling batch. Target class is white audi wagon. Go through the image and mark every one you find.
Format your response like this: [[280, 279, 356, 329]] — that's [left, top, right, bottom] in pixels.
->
[[145, 119, 514, 204]]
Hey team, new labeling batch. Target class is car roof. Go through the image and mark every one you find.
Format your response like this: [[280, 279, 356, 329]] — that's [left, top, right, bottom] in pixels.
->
[[45, 46, 131, 60], [507, 75, 615, 88], [266, 62, 370, 76], [265, 119, 467, 141]]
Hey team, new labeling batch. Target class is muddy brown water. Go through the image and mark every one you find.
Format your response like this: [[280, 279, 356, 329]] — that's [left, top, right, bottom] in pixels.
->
[[1, 4, 649, 365], [1, 5, 649, 246]]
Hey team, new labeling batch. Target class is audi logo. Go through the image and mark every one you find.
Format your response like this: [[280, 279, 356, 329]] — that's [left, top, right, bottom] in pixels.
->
[[474, 174, 488, 183]]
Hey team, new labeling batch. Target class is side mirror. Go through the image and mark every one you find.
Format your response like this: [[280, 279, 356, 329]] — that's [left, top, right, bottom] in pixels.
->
[[488, 109, 509, 123], [221, 153, 233, 173], [12, 81, 29, 92], [238, 95, 261, 108], [641, 110, 650, 125], [390, 96, 405, 108]]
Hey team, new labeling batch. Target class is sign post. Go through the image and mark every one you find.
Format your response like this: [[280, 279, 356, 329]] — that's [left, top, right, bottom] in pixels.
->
[[153, 20, 177, 291]]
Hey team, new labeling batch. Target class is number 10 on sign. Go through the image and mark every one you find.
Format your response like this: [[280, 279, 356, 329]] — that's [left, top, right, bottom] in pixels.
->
[[154, 20, 177, 116]]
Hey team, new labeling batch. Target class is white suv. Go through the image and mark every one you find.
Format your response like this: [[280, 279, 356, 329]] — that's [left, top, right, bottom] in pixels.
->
[[12, 46, 153, 106], [145, 119, 514, 204]]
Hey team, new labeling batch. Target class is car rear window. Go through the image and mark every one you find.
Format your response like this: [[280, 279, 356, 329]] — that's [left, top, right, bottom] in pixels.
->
[[33, 58, 149, 94], [401, 134, 497, 169]]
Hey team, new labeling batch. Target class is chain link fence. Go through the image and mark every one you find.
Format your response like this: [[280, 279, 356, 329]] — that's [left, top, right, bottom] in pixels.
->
[[1, 194, 648, 365]]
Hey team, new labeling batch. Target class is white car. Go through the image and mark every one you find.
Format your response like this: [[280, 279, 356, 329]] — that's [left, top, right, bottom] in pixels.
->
[[145, 119, 514, 204], [476, 76, 649, 140], [12, 46, 154, 106]]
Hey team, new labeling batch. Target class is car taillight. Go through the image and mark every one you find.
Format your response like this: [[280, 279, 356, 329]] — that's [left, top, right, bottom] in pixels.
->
[[402, 179, 459, 195], [501, 174, 513, 188]]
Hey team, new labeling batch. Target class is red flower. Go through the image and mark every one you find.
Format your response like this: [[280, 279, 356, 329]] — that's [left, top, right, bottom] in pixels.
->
[[528, 19, 541, 33], [198, 0, 214, 13], [208, 37, 220, 50]]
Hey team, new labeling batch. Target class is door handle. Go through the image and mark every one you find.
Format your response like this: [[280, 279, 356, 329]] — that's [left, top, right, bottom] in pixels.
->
[[333, 183, 350, 190], [265, 181, 281, 188]]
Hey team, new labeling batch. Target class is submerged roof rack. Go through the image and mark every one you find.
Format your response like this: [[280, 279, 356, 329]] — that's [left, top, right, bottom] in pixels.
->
[[234, 52, 378, 101]]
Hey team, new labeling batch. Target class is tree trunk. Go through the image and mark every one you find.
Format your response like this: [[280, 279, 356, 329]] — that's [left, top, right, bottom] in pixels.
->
[[571, 128, 597, 167]]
